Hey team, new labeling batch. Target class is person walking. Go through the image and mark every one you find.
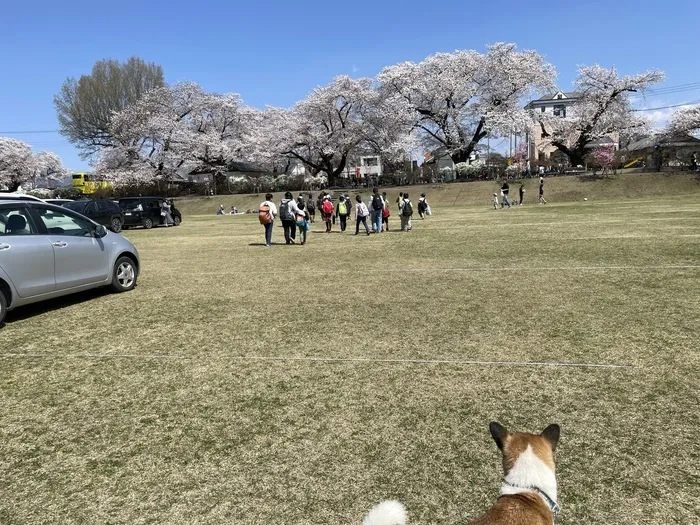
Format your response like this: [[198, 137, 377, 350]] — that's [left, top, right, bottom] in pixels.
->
[[493, 192, 499, 210], [369, 187, 384, 234], [280, 191, 303, 244], [417, 193, 427, 219], [519, 183, 525, 205], [500, 181, 511, 208], [259, 193, 277, 247], [295, 202, 310, 245], [399, 192, 413, 232], [306, 193, 316, 223], [539, 177, 547, 204], [354, 195, 371, 235], [335, 194, 351, 232], [321, 193, 335, 232], [381, 191, 391, 232]]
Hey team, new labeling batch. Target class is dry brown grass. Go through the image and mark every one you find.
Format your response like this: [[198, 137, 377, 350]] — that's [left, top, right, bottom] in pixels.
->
[[1, 195, 699, 524]]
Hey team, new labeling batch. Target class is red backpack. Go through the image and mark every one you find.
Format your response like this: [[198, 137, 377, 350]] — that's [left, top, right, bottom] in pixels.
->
[[322, 200, 334, 215]]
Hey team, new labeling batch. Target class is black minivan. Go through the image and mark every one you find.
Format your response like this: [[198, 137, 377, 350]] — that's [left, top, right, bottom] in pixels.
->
[[62, 199, 125, 233], [118, 197, 182, 229]]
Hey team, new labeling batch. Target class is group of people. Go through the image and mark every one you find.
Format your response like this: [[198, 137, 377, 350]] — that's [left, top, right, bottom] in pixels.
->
[[217, 205, 239, 215], [257, 189, 431, 247], [493, 177, 547, 209]]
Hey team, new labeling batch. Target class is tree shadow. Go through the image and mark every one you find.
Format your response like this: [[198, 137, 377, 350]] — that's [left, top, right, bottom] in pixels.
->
[[3, 288, 110, 324]]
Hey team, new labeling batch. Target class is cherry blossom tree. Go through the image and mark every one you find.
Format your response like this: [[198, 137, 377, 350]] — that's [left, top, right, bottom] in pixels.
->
[[668, 105, 700, 136], [100, 82, 249, 185], [538, 65, 664, 166], [589, 145, 616, 176], [279, 76, 379, 185], [377, 43, 556, 164], [0, 138, 69, 191]]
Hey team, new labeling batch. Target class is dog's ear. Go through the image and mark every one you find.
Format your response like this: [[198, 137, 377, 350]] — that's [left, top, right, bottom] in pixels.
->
[[489, 422, 509, 450], [540, 424, 561, 451]]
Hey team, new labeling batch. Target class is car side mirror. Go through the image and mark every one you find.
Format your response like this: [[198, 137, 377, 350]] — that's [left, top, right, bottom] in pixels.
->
[[94, 224, 108, 238]]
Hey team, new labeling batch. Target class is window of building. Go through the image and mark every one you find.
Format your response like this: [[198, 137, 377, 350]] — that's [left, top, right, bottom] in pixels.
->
[[553, 105, 566, 117]]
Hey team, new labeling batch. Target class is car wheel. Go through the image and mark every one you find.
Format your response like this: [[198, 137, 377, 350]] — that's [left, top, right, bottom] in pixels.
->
[[111, 256, 137, 293], [143, 218, 153, 229], [110, 217, 122, 233], [173, 215, 181, 226], [0, 290, 7, 325]]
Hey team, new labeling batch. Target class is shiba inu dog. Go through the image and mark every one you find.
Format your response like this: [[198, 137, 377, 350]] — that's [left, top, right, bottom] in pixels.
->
[[363, 422, 561, 525]]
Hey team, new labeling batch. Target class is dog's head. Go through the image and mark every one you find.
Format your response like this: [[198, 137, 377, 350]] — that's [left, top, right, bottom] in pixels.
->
[[489, 422, 560, 475]]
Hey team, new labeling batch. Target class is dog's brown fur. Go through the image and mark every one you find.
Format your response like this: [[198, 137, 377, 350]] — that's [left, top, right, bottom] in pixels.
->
[[467, 422, 560, 525]]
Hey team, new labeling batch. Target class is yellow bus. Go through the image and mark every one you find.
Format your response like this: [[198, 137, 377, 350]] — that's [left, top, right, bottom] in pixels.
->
[[72, 173, 112, 194]]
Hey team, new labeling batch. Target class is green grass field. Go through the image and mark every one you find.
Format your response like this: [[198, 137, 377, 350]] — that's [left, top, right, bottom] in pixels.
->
[[1, 190, 699, 524]]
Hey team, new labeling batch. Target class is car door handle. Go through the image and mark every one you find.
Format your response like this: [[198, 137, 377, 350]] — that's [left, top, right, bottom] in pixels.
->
[[52, 241, 68, 248], [0, 243, 10, 251]]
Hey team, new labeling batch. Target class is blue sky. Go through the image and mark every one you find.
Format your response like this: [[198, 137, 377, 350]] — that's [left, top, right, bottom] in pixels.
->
[[0, 0, 697, 171]]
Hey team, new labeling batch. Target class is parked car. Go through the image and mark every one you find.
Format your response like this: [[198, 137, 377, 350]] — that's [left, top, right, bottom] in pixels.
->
[[0, 200, 140, 325], [62, 199, 125, 233], [0, 193, 45, 202], [119, 197, 182, 229]]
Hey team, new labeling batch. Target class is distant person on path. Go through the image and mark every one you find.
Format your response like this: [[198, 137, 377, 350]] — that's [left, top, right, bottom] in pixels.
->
[[370, 187, 384, 234], [354, 195, 371, 235], [690, 152, 698, 171], [381, 191, 391, 231], [280, 191, 303, 244], [539, 177, 547, 204], [519, 183, 525, 205], [295, 202, 310, 245], [399, 192, 413, 232], [259, 193, 277, 247], [335, 194, 351, 232], [306, 194, 316, 223], [321, 194, 335, 232], [161, 199, 174, 226], [500, 181, 511, 208]]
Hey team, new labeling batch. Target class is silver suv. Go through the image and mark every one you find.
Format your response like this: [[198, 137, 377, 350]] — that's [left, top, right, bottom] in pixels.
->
[[0, 200, 140, 325]]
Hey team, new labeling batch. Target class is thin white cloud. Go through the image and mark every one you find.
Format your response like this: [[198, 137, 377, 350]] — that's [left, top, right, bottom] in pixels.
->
[[352, 64, 359, 74]]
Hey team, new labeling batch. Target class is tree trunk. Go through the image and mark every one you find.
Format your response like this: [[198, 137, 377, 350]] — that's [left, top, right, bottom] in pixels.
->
[[8, 181, 21, 192]]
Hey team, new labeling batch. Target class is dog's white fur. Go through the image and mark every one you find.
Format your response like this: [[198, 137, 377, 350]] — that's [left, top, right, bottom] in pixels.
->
[[500, 444, 558, 508], [363, 500, 407, 525]]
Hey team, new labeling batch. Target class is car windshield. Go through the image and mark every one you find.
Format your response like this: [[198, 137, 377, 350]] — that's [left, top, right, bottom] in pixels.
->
[[62, 201, 88, 213], [119, 199, 143, 211]]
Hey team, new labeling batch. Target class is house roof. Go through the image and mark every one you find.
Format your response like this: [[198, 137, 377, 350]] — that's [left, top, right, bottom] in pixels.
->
[[584, 136, 617, 149], [533, 91, 581, 102], [626, 133, 700, 152]]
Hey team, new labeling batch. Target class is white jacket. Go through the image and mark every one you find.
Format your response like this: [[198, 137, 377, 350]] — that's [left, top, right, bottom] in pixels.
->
[[260, 200, 278, 220]]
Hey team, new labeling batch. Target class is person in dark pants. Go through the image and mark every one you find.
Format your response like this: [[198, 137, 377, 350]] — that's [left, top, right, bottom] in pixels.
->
[[259, 193, 277, 247], [539, 177, 547, 204], [306, 194, 316, 223], [335, 194, 350, 232], [354, 195, 371, 235], [279, 191, 303, 244], [519, 183, 525, 205], [500, 181, 511, 208]]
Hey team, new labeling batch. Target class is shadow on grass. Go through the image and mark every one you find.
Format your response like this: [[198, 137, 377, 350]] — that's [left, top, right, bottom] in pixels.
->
[[4, 288, 111, 324], [247, 242, 288, 246]]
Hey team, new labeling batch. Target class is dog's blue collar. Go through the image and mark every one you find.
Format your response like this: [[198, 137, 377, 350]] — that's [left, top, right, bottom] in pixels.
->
[[502, 480, 561, 519]]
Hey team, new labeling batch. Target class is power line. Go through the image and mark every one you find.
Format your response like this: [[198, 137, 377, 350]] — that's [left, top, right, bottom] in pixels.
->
[[632, 99, 700, 112]]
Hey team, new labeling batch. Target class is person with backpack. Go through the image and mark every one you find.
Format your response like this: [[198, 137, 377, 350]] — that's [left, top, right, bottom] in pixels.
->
[[335, 194, 351, 233], [381, 191, 391, 232], [399, 192, 413, 232], [354, 194, 371, 235], [369, 187, 384, 234], [258, 193, 277, 247], [321, 194, 334, 232], [306, 193, 316, 223], [279, 191, 303, 244]]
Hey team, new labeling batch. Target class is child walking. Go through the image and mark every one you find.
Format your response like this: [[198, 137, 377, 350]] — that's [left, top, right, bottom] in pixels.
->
[[354, 195, 371, 235], [296, 202, 311, 245], [493, 193, 499, 210]]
